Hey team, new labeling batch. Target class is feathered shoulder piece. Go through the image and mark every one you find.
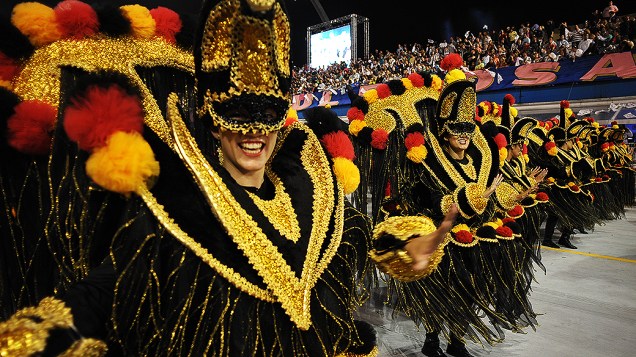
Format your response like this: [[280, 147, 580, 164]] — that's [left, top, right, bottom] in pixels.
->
[[303, 106, 360, 195], [1, 0, 194, 157], [346, 72, 442, 163]]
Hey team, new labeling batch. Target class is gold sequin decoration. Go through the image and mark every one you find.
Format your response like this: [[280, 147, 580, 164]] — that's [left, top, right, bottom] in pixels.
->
[[369, 215, 449, 282], [494, 181, 519, 211], [246, 169, 301, 242], [0, 297, 74, 356], [59, 339, 108, 357], [155, 94, 344, 330], [13, 37, 194, 146], [335, 346, 379, 357], [364, 86, 440, 133], [200, 0, 290, 112], [439, 92, 457, 120]]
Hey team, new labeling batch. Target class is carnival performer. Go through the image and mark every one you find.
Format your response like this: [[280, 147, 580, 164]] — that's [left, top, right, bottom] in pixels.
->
[[525, 101, 599, 249], [0, 1, 459, 356], [347, 53, 539, 357], [490, 94, 549, 275]]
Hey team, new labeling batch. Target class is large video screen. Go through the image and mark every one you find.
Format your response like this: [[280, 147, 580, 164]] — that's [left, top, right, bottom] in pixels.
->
[[310, 24, 351, 69]]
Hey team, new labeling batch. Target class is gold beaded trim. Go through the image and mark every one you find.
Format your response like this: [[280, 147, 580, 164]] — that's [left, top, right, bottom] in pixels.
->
[[247, 169, 301, 242], [369, 215, 448, 282], [494, 181, 519, 211], [13, 36, 194, 147]]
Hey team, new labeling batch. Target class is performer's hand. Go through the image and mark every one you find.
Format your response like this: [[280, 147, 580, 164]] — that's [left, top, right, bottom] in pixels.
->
[[405, 204, 458, 271], [483, 174, 503, 198], [535, 168, 548, 183]]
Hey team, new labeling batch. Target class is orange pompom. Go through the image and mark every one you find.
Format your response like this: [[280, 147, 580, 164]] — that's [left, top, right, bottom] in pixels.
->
[[11, 2, 61, 47]]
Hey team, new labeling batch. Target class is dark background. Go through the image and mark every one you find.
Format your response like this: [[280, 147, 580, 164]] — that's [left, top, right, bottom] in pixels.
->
[[3, 0, 636, 67]]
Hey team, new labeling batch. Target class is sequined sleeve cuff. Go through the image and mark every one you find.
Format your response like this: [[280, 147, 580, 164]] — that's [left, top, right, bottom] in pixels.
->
[[494, 181, 519, 211], [369, 215, 447, 282], [454, 182, 488, 219], [0, 297, 108, 357]]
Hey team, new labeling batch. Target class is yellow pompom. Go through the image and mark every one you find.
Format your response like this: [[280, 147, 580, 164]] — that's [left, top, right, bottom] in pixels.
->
[[332, 157, 360, 195], [120, 5, 156, 39], [11, 2, 61, 47], [348, 119, 366, 136], [86, 132, 160, 195], [406, 145, 427, 163], [451, 223, 470, 233], [444, 68, 466, 85], [485, 221, 499, 229], [362, 89, 378, 104], [499, 147, 507, 164], [548, 147, 558, 156], [564, 107, 573, 119], [510, 107, 518, 118], [577, 141, 583, 149], [431, 74, 443, 91], [401, 78, 413, 90], [592, 122, 600, 129]]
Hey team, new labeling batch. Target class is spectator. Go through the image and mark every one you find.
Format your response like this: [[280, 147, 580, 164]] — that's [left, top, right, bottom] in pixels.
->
[[602, 1, 619, 22]]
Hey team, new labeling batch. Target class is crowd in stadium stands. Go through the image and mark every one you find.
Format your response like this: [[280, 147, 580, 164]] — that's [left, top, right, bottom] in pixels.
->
[[291, 12, 636, 95]]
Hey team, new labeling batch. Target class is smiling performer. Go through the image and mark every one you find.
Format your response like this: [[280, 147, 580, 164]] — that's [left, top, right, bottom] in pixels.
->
[[0, 0, 458, 356]]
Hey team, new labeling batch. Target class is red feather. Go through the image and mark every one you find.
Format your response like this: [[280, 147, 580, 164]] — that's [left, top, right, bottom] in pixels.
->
[[320, 131, 355, 160], [7, 100, 56, 155], [376, 83, 391, 99], [0, 52, 21, 81], [408, 72, 424, 87], [404, 132, 424, 150], [150, 7, 182, 44], [504, 93, 515, 105], [493, 133, 507, 148], [370, 128, 388, 150], [496, 226, 513, 237], [54, 0, 99, 39], [63, 84, 144, 152], [454, 230, 473, 243], [440, 53, 463, 71], [346, 107, 364, 122]]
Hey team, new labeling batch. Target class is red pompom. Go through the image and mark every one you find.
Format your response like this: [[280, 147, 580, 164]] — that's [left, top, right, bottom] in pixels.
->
[[595, 177, 603, 182], [522, 143, 528, 154], [0, 52, 21, 81], [544, 141, 556, 150], [535, 192, 549, 201], [346, 107, 364, 122], [502, 217, 515, 224], [504, 93, 515, 105], [370, 128, 388, 150], [63, 84, 144, 152], [454, 230, 473, 243], [150, 7, 182, 44], [585, 117, 595, 123], [440, 53, 463, 71], [376, 83, 391, 99], [54, 0, 99, 39], [408, 72, 424, 87], [7, 100, 57, 155], [560, 100, 569, 109], [320, 131, 355, 160], [404, 131, 425, 150], [507, 205, 524, 217], [493, 133, 507, 149], [496, 226, 513, 237]]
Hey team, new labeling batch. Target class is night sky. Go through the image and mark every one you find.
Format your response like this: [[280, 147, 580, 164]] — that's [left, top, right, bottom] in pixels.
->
[[3, 0, 636, 67]]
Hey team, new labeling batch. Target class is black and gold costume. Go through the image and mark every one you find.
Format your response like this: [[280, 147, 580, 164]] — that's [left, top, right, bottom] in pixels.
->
[[348, 67, 539, 349], [0, 1, 451, 356]]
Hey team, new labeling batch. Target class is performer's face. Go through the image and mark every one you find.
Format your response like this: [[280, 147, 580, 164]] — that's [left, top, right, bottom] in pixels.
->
[[447, 133, 471, 152], [510, 143, 523, 158], [213, 107, 279, 188]]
